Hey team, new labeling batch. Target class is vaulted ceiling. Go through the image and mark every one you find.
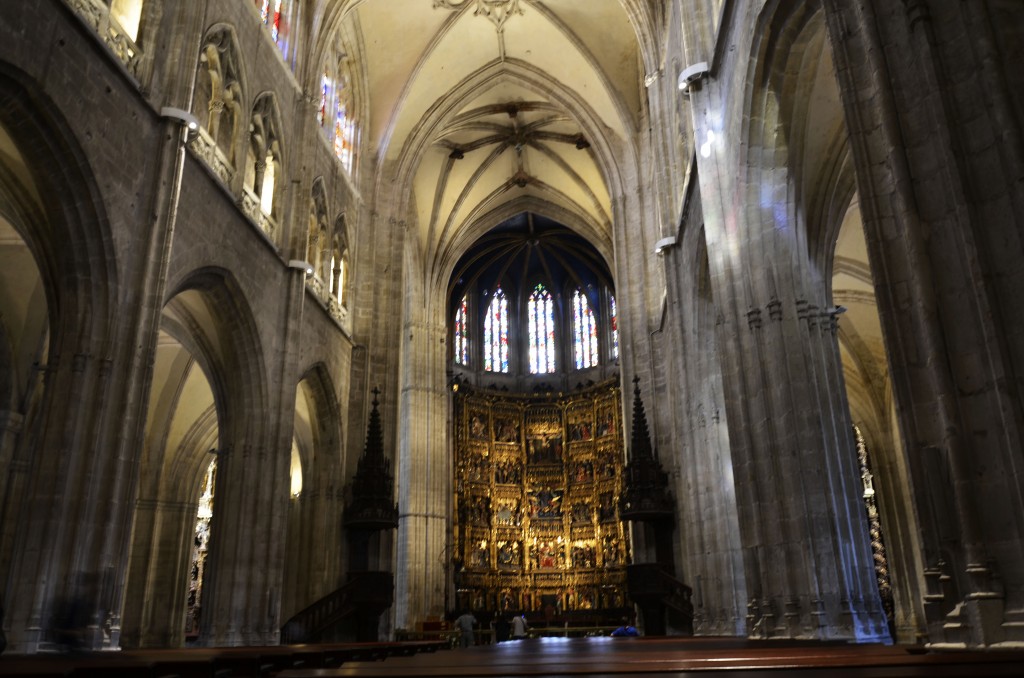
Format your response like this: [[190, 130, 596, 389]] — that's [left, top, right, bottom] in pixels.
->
[[318, 0, 646, 275]]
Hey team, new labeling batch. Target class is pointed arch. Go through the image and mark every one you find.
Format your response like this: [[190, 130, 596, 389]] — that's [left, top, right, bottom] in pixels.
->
[[0, 65, 118, 345]]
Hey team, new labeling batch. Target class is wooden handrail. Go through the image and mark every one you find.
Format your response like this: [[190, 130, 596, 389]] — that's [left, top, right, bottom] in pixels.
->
[[281, 571, 393, 644]]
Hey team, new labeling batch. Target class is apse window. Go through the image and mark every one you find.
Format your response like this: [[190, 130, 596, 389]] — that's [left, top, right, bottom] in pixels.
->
[[573, 288, 598, 369], [454, 295, 470, 366], [484, 287, 509, 373], [528, 283, 556, 374], [609, 293, 619, 361]]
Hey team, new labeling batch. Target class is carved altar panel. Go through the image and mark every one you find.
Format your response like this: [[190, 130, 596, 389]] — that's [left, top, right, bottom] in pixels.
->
[[453, 380, 629, 619]]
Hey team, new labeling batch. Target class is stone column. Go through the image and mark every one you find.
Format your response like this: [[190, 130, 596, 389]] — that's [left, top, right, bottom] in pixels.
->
[[823, 0, 1024, 646], [0, 409, 24, 585], [684, 3, 888, 642], [395, 283, 450, 630]]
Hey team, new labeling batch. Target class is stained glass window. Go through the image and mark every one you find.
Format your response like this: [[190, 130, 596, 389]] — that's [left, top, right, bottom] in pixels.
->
[[610, 294, 619, 361], [573, 289, 598, 369], [528, 284, 556, 374], [454, 295, 470, 366], [318, 72, 330, 127], [484, 287, 509, 372], [334, 98, 357, 173], [258, 1, 287, 52]]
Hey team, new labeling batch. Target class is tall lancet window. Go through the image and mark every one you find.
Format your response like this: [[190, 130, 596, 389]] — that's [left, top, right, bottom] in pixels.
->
[[258, 0, 288, 50], [335, 103, 357, 172], [317, 72, 331, 127], [484, 287, 509, 373], [609, 293, 619, 361], [528, 283, 556, 374], [454, 295, 470, 366], [573, 289, 598, 369]]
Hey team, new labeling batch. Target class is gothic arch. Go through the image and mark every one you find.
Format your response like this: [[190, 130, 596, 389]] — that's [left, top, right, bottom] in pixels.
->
[[163, 266, 269, 440], [0, 67, 121, 636], [281, 363, 346, 619], [0, 65, 118, 354], [0, 160, 48, 418], [295, 362, 344, 479], [157, 265, 273, 646], [122, 264, 267, 647], [740, 0, 858, 294]]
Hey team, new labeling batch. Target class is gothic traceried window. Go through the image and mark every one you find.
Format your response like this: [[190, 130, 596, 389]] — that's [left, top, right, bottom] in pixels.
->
[[484, 287, 509, 373], [257, 0, 289, 54], [573, 289, 598, 369], [610, 293, 619, 361], [455, 295, 470, 366], [335, 98, 357, 173], [195, 26, 242, 171], [308, 181, 328, 281], [528, 283, 556, 374], [245, 94, 283, 225], [448, 215, 615, 379], [318, 72, 331, 127]]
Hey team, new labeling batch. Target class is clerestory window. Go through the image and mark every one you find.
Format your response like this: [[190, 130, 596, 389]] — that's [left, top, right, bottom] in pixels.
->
[[484, 287, 509, 373], [573, 289, 598, 369], [528, 284, 556, 374]]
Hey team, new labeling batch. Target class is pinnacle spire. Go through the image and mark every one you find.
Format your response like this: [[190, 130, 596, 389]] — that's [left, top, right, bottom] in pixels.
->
[[629, 374, 654, 460], [364, 386, 384, 461], [620, 376, 674, 522], [345, 386, 398, 530]]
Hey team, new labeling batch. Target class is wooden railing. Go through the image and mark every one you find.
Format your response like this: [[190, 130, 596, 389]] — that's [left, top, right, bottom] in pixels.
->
[[281, 571, 393, 644], [626, 563, 694, 636]]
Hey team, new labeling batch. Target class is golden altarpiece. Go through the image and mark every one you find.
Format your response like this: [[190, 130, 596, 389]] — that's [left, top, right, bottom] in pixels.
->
[[452, 380, 631, 619]]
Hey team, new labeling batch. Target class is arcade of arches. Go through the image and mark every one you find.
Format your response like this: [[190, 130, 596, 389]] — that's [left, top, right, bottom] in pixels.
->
[[1, 0, 1024, 654]]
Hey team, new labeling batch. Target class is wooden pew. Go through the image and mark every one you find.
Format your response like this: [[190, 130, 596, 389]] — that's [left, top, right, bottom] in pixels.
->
[[0, 640, 451, 678], [270, 638, 1024, 678]]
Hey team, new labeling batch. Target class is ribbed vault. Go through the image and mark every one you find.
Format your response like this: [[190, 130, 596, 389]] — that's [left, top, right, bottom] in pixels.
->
[[313, 0, 645, 279]]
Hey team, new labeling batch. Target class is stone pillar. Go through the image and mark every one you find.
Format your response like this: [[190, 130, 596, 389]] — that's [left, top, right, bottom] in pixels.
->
[[823, 0, 1024, 646], [684, 2, 889, 642], [125, 499, 196, 648], [0, 409, 24, 585], [395, 298, 450, 630]]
